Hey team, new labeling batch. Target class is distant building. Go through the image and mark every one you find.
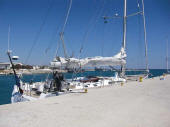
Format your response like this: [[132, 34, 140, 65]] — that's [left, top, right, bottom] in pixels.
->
[[33, 66, 40, 70], [0, 62, 11, 70], [13, 62, 23, 66], [39, 65, 50, 69]]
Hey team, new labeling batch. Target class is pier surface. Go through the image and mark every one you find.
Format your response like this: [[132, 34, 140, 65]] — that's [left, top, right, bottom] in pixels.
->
[[0, 75, 170, 127]]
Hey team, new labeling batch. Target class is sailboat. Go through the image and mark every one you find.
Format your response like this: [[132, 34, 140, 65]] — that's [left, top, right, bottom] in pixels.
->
[[10, 0, 149, 103], [51, 0, 149, 87], [9, 0, 77, 103], [7, 25, 70, 103]]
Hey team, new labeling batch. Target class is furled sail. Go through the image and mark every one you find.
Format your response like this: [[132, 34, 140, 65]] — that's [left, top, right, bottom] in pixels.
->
[[50, 48, 126, 68]]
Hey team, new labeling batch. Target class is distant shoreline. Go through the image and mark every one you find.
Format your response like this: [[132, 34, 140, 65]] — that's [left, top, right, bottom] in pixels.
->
[[0, 69, 66, 75]]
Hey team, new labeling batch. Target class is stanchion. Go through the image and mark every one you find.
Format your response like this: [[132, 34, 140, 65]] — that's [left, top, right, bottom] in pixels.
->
[[139, 77, 143, 82], [84, 88, 88, 93]]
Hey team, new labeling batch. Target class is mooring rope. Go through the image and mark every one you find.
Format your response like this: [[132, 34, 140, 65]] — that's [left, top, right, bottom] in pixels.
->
[[25, 0, 55, 64]]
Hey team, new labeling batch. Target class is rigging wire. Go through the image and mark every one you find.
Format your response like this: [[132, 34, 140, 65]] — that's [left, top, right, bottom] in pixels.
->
[[54, 37, 61, 58], [136, 0, 143, 68], [102, 0, 123, 57], [61, 0, 72, 33], [74, 0, 107, 78], [63, 35, 75, 57], [57, 0, 73, 59], [48, 0, 73, 71], [70, 0, 102, 77], [79, 0, 106, 58], [71, 0, 106, 79], [45, 26, 59, 55], [42, 26, 60, 81], [100, 0, 111, 56], [101, 22, 107, 56], [24, 0, 55, 82], [69, 0, 105, 79], [25, 0, 55, 64], [78, 6, 100, 55], [8, 24, 10, 52]]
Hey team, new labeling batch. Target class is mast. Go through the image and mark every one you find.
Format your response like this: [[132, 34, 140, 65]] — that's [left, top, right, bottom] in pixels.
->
[[166, 38, 169, 73], [122, 0, 127, 49], [121, 0, 127, 77], [141, 0, 149, 72]]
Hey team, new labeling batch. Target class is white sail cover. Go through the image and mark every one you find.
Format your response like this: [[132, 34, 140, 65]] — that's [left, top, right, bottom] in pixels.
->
[[50, 48, 126, 68]]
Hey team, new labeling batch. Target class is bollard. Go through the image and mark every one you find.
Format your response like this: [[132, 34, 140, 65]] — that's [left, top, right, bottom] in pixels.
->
[[84, 88, 88, 93], [121, 82, 124, 86], [139, 77, 143, 82], [160, 75, 165, 80]]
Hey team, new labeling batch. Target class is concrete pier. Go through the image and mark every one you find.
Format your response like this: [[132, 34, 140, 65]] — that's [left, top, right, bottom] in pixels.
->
[[0, 75, 170, 127]]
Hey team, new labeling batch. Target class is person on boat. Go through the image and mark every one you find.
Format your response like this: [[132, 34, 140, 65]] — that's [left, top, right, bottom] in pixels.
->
[[53, 71, 64, 91]]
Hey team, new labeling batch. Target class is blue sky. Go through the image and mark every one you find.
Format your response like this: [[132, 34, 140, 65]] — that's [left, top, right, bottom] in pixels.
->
[[0, 0, 170, 69]]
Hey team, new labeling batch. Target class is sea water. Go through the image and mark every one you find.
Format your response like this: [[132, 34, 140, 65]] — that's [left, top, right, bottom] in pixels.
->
[[0, 69, 167, 105]]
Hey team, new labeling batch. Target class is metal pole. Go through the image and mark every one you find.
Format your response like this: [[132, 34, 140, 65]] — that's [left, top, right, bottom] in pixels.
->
[[7, 51, 23, 94], [141, 0, 149, 72], [121, 0, 127, 77], [166, 38, 169, 73], [122, 0, 127, 49]]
